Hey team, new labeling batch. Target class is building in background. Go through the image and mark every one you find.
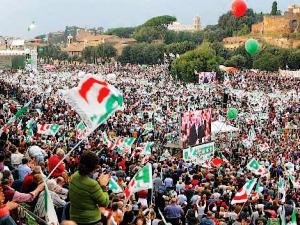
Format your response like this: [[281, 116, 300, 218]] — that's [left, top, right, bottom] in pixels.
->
[[168, 16, 201, 32], [224, 5, 300, 49], [62, 29, 136, 57], [252, 4, 300, 35]]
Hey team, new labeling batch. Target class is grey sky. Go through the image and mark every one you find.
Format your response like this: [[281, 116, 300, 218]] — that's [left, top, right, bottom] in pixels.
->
[[0, 0, 297, 39]]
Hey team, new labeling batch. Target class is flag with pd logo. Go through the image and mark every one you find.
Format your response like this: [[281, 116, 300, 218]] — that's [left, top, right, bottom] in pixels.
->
[[124, 163, 153, 199], [101, 131, 115, 150], [140, 142, 154, 156], [63, 77, 123, 130], [115, 137, 135, 154], [246, 158, 269, 176], [76, 121, 88, 139], [37, 124, 60, 136]]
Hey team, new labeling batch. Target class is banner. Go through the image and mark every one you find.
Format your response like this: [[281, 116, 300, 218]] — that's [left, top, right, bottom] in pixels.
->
[[183, 142, 215, 164]]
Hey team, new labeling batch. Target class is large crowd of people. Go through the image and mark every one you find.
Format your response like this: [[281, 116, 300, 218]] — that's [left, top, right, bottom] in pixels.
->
[[0, 63, 299, 225]]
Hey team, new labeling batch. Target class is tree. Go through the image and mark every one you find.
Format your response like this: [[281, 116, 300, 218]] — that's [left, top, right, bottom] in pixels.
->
[[97, 43, 117, 61], [82, 46, 95, 63], [133, 15, 176, 42], [164, 31, 204, 45], [171, 42, 219, 82], [118, 43, 165, 65], [271, 1, 279, 15], [224, 54, 247, 68], [253, 52, 280, 71], [132, 26, 161, 43], [165, 41, 197, 55], [217, 9, 263, 37], [143, 15, 176, 29], [105, 27, 136, 38], [287, 50, 300, 70]]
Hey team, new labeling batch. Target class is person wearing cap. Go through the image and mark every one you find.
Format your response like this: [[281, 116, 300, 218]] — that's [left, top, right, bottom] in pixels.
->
[[48, 148, 66, 178], [164, 197, 184, 225]]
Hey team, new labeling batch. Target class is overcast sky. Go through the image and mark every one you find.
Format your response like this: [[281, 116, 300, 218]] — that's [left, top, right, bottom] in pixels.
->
[[0, 0, 297, 39]]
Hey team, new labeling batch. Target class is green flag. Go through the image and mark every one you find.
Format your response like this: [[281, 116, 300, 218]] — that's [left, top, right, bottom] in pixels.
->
[[7, 101, 31, 124], [109, 178, 123, 193], [141, 142, 154, 156]]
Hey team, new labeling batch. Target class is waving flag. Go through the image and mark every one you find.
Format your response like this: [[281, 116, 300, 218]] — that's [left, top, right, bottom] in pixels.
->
[[109, 178, 123, 193], [257, 143, 269, 152], [288, 174, 300, 189], [291, 203, 297, 225], [7, 101, 31, 125], [231, 178, 257, 205], [115, 137, 135, 154], [142, 122, 153, 135], [28, 21, 36, 31], [140, 142, 154, 156], [246, 158, 269, 176], [37, 124, 60, 136], [278, 176, 286, 203], [124, 164, 152, 199], [101, 131, 115, 150], [76, 121, 88, 139], [63, 77, 123, 130], [41, 173, 59, 225]]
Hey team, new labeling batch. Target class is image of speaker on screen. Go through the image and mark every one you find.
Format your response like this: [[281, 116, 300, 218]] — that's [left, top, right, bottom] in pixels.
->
[[181, 109, 212, 148]]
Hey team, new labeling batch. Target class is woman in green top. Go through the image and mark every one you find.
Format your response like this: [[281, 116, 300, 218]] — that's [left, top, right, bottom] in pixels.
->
[[69, 151, 110, 225]]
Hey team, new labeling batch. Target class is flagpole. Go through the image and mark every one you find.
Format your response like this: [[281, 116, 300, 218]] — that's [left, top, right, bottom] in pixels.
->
[[158, 208, 168, 225], [46, 127, 95, 179]]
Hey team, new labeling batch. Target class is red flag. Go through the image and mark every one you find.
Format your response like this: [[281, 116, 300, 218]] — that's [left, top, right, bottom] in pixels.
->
[[211, 157, 223, 167]]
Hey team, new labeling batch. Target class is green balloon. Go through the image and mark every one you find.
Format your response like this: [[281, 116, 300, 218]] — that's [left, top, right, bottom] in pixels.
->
[[227, 108, 238, 120], [245, 39, 259, 56]]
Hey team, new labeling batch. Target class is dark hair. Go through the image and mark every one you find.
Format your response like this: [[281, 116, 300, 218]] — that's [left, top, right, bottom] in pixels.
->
[[22, 158, 29, 165], [111, 202, 119, 212], [9, 145, 17, 153], [2, 170, 11, 185], [78, 151, 99, 176]]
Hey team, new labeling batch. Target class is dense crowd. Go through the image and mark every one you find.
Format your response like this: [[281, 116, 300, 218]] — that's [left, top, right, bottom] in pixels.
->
[[0, 63, 299, 225]]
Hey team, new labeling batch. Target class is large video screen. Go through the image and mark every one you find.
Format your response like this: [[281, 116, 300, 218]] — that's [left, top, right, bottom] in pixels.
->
[[181, 109, 212, 149], [198, 72, 216, 84]]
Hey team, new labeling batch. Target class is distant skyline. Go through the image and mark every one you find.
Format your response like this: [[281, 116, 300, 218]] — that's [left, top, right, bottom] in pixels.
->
[[0, 0, 297, 39]]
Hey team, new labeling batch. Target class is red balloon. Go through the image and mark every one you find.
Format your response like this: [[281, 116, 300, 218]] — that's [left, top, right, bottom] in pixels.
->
[[231, 0, 247, 18]]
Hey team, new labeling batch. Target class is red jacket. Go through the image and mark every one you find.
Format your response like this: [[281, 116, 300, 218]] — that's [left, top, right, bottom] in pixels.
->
[[48, 155, 65, 178]]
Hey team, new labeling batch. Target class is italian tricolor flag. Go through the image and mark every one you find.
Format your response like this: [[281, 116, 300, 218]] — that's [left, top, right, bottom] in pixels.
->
[[231, 178, 257, 205], [37, 124, 60, 136], [124, 164, 153, 200]]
